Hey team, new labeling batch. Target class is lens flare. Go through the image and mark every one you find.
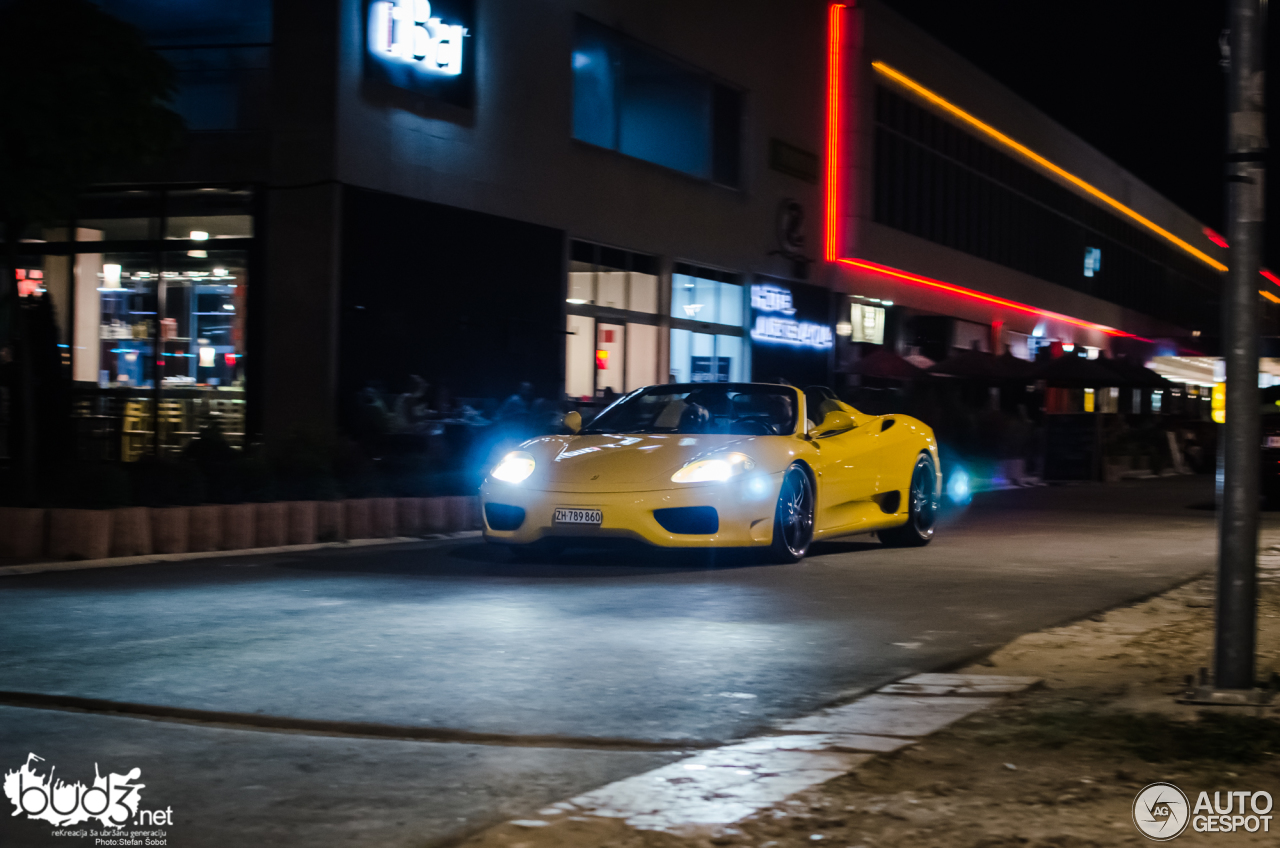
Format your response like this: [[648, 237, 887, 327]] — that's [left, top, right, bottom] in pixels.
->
[[946, 466, 972, 505]]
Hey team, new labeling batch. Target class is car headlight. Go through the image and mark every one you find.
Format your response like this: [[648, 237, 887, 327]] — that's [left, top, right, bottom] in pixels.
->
[[671, 452, 756, 483], [491, 451, 536, 484]]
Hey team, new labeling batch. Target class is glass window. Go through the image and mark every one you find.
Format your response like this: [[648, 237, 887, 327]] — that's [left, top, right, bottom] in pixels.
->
[[570, 19, 619, 149], [669, 329, 744, 384], [565, 242, 658, 313], [671, 272, 742, 326], [572, 16, 742, 187], [581, 384, 798, 436], [165, 188, 255, 240], [76, 190, 162, 241]]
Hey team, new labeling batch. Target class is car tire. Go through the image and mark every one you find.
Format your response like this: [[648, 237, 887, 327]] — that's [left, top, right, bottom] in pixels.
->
[[878, 453, 939, 548], [768, 464, 815, 563]]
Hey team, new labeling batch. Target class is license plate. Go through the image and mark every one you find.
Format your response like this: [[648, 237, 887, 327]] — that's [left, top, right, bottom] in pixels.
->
[[1268, 437, 1280, 448], [554, 508, 602, 525]]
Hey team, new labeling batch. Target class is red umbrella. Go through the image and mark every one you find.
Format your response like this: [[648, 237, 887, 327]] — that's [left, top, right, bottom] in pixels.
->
[[927, 349, 1004, 381], [850, 348, 928, 381]]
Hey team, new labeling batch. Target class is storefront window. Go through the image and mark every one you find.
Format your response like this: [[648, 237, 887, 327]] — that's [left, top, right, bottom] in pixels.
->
[[671, 272, 742, 325], [669, 330, 744, 383], [667, 263, 745, 385], [565, 241, 660, 399], [9, 187, 256, 461]]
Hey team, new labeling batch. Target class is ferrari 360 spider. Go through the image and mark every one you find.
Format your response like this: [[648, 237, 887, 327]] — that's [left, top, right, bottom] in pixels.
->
[[479, 383, 940, 561]]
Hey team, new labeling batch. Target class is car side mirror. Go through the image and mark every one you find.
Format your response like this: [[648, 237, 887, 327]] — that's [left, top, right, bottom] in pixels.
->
[[564, 410, 582, 434], [811, 410, 855, 439]]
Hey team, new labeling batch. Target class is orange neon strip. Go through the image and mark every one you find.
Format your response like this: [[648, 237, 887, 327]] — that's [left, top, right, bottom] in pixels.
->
[[1261, 289, 1280, 304], [824, 4, 846, 262], [871, 61, 1229, 273], [837, 257, 1151, 340]]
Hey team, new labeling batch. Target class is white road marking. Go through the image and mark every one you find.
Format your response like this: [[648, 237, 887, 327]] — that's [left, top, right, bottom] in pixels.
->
[[519, 674, 1039, 833]]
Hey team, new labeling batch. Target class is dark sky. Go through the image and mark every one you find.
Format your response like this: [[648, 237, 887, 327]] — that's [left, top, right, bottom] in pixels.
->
[[879, 0, 1275, 252]]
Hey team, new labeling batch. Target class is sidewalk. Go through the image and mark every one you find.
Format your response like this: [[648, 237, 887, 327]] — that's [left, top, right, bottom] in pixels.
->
[[458, 564, 1280, 848], [0, 531, 482, 576]]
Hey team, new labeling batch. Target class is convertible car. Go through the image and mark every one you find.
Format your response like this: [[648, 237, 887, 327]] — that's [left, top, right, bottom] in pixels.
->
[[480, 383, 941, 561]]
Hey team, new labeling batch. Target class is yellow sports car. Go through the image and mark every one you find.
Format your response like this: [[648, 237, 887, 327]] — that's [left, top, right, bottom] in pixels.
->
[[480, 383, 941, 561]]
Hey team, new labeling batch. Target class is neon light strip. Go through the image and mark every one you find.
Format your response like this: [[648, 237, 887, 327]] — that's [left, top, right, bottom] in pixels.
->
[[871, 61, 1228, 273], [824, 4, 846, 262], [837, 257, 1151, 341], [1262, 268, 1280, 287], [1261, 290, 1280, 304]]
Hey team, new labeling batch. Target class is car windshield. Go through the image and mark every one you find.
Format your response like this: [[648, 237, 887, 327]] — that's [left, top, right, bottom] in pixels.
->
[[581, 384, 799, 436]]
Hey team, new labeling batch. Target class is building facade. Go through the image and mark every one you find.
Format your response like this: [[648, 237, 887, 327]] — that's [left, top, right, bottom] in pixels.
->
[[13, 0, 1239, 456]]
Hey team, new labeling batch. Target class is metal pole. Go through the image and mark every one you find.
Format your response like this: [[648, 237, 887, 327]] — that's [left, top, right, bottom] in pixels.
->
[[1216, 0, 1267, 691]]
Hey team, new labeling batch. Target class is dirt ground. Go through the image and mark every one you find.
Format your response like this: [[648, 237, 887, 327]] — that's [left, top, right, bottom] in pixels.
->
[[458, 554, 1280, 848]]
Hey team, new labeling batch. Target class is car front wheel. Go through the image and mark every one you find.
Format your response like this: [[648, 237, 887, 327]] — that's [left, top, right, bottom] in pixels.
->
[[768, 464, 815, 563]]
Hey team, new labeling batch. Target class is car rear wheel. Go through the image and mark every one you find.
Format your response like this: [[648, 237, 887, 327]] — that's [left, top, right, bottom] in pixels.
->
[[879, 453, 938, 547], [768, 464, 815, 563]]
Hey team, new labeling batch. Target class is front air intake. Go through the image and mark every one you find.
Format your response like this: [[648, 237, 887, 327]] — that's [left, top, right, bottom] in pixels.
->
[[653, 506, 719, 535], [484, 503, 526, 531]]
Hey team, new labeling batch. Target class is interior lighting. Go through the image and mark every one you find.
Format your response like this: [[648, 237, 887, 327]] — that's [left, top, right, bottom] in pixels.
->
[[102, 264, 122, 289], [212, 267, 227, 276], [837, 257, 1151, 340], [870, 61, 1227, 273], [189, 231, 209, 241]]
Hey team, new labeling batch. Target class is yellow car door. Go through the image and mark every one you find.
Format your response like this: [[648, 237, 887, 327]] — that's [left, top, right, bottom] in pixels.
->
[[810, 414, 884, 535]]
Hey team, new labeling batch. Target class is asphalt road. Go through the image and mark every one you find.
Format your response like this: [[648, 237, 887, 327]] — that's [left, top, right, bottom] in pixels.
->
[[0, 476, 1256, 847]]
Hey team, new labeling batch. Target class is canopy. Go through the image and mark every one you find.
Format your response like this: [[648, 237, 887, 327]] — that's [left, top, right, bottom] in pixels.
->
[[1035, 352, 1126, 387], [850, 348, 928, 381]]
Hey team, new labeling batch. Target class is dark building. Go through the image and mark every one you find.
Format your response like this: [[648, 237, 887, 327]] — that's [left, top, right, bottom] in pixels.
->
[[9, 0, 1241, 459]]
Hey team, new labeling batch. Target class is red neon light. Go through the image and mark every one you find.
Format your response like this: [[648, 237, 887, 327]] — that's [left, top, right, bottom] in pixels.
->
[[1203, 227, 1229, 249], [225, 353, 237, 366], [823, 4, 846, 262], [1262, 268, 1280, 287], [836, 258, 1151, 341], [820, 7, 1150, 343]]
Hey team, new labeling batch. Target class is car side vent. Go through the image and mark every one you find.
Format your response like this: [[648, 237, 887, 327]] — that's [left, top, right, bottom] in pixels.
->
[[653, 506, 719, 535], [880, 417, 896, 432], [484, 503, 526, 531]]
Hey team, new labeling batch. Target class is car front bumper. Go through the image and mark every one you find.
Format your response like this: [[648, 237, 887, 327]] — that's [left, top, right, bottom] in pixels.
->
[[479, 471, 785, 548]]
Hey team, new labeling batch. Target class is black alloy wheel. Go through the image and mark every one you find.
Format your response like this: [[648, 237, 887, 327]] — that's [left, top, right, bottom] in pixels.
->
[[769, 464, 815, 563], [879, 453, 938, 547]]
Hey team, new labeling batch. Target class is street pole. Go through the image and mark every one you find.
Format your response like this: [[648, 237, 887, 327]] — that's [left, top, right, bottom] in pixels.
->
[[1216, 0, 1267, 692]]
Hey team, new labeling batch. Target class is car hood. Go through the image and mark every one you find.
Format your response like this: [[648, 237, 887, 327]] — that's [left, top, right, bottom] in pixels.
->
[[519, 433, 769, 490]]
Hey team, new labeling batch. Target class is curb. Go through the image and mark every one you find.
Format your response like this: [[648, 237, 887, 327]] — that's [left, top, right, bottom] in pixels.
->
[[0, 531, 483, 577]]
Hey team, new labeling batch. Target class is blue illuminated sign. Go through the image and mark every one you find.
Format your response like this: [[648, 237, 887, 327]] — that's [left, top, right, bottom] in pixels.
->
[[750, 284, 833, 350], [365, 0, 474, 107]]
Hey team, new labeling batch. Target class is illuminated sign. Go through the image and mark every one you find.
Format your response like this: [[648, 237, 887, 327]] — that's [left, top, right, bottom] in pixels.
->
[[369, 0, 466, 75], [1083, 247, 1101, 278], [365, 0, 473, 106], [750, 284, 833, 350], [849, 303, 885, 344]]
